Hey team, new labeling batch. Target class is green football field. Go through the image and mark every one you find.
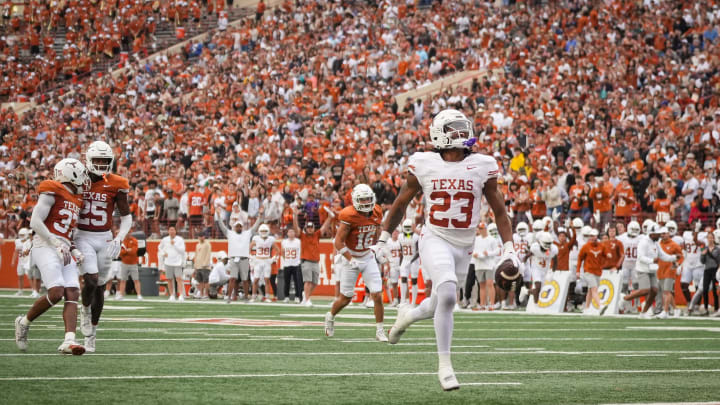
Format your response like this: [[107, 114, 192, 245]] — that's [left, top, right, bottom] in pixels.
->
[[1, 294, 719, 405]]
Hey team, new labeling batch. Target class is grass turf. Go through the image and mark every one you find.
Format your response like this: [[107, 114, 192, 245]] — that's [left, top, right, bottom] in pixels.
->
[[1, 294, 719, 404]]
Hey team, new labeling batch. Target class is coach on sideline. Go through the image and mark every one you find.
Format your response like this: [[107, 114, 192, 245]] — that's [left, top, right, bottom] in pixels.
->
[[293, 207, 333, 307]]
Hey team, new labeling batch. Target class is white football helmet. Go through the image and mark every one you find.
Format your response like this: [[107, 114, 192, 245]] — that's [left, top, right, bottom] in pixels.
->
[[429, 109, 475, 150], [538, 232, 553, 251], [351, 184, 376, 213], [18, 228, 30, 240], [217, 251, 228, 260], [572, 218, 584, 229], [642, 219, 655, 235], [85, 140, 114, 176], [54, 158, 90, 193], [258, 224, 270, 238], [649, 223, 663, 235], [532, 219, 544, 234], [516, 222, 529, 237], [488, 223, 499, 237], [627, 221, 641, 237], [665, 220, 678, 236], [581, 225, 594, 237], [402, 219, 413, 234]]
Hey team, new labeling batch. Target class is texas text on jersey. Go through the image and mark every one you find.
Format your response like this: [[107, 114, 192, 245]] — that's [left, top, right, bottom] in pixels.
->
[[338, 204, 383, 255], [408, 152, 498, 246], [78, 174, 130, 232], [36, 180, 82, 245]]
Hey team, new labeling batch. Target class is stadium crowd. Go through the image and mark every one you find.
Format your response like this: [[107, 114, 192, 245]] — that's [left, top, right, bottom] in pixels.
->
[[1, 0, 720, 241]]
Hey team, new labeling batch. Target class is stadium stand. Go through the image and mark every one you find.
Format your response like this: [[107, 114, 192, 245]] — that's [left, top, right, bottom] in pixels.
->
[[0, 0, 719, 241]]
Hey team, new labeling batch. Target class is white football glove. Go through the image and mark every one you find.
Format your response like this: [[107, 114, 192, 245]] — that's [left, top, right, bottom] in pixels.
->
[[71, 248, 85, 265], [649, 264, 659, 271], [107, 238, 122, 259], [695, 221, 702, 233], [676, 265, 683, 276], [593, 210, 601, 225], [551, 210, 560, 221]]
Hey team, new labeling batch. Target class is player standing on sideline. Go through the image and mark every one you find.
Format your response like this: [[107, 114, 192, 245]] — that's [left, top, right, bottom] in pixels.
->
[[378, 109, 518, 390], [13, 228, 33, 296], [75, 141, 132, 354], [524, 232, 558, 305], [249, 224, 278, 302], [281, 228, 302, 303], [216, 207, 265, 303], [399, 219, 420, 305], [617, 221, 641, 313], [622, 224, 678, 319], [15, 159, 90, 354], [387, 229, 402, 306], [324, 184, 388, 342], [681, 222, 705, 314]]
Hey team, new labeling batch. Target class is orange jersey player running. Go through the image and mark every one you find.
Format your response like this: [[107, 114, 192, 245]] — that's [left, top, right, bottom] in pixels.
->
[[75, 141, 133, 353], [324, 184, 389, 342], [15, 158, 90, 355]]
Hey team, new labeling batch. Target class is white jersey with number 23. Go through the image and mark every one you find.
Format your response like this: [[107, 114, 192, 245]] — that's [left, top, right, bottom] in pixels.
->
[[408, 152, 498, 247]]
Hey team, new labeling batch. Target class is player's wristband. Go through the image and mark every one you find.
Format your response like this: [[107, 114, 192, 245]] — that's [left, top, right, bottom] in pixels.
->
[[378, 231, 391, 244], [503, 241, 515, 255]]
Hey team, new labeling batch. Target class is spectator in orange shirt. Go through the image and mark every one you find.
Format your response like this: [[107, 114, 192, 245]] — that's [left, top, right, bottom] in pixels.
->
[[118, 234, 142, 300], [187, 184, 206, 238], [656, 229, 684, 319], [613, 176, 635, 218], [589, 177, 613, 231], [576, 228, 608, 315]]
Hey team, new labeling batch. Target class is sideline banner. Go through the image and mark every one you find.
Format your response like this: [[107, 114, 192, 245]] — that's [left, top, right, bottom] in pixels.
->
[[591, 269, 622, 315], [527, 270, 571, 314]]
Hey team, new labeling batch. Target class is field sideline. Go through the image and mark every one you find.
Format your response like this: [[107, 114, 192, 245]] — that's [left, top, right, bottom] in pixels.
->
[[1, 294, 719, 405]]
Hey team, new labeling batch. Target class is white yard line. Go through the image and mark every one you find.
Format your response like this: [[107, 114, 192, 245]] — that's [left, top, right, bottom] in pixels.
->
[[615, 354, 667, 357], [462, 382, 523, 386], [680, 357, 720, 360], [0, 369, 718, 382]]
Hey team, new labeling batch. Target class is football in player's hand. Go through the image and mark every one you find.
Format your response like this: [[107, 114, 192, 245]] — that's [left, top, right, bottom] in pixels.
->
[[495, 260, 521, 291]]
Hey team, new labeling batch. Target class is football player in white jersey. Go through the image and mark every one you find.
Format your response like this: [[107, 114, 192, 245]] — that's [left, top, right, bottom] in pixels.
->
[[249, 224, 278, 302], [567, 218, 584, 283], [682, 225, 705, 314], [617, 221, 641, 313], [513, 222, 532, 307], [76, 141, 132, 353], [377, 109, 518, 390], [13, 228, 34, 296], [399, 219, 421, 305], [387, 230, 402, 306], [523, 232, 558, 304]]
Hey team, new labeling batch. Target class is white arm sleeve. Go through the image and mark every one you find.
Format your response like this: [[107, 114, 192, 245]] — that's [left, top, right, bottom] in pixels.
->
[[656, 242, 676, 262], [116, 214, 132, 241], [30, 194, 61, 247]]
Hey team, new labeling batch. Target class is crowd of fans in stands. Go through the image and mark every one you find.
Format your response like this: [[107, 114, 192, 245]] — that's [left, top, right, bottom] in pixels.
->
[[1, 0, 720, 239]]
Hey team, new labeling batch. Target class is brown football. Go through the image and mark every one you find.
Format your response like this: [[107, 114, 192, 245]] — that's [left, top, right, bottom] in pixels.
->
[[495, 260, 521, 291]]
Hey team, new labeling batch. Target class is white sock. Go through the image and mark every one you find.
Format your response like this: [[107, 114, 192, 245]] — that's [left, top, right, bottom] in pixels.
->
[[64, 332, 75, 342], [439, 352, 453, 371], [433, 282, 456, 360], [376, 323, 383, 332], [690, 288, 703, 309], [20, 316, 31, 327], [92, 325, 98, 336], [400, 282, 408, 302], [411, 284, 418, 304], [83, 305, 91, 313], [408, 291, 438, 323]]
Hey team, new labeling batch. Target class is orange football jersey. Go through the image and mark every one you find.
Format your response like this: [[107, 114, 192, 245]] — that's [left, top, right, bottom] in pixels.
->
[[37, 180, 82, 242], [78, 174, 130, 232], [338, 204, 383, 254]]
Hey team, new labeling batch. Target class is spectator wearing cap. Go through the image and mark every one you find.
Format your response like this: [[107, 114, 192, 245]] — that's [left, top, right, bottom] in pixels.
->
[[193, 234, 212, 300], [216, 206, 265, 302]]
